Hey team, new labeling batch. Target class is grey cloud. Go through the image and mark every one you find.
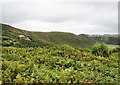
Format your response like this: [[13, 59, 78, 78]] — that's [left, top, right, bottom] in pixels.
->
[[2, 1, 118, 34]]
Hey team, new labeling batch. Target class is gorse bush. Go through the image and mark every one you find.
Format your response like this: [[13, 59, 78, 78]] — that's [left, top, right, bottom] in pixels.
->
[[109, 47, 120, 54], [91, 43, 109, 57], [2, 45, 119, 83]]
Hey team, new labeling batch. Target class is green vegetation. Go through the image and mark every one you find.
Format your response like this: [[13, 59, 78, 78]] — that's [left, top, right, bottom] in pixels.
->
[[109, 47, 120, 54], [91, 43, 109, 57], [79, 34, 119, 45], [2, 44, 119, 83], [2, 24, 52, 48], [107, 44, 119, 50], [2, 24, 94, 48], [1, 23, 119, 84]]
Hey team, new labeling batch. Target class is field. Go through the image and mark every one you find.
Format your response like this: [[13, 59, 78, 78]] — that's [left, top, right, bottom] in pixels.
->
[[2, 44, 119, 84]]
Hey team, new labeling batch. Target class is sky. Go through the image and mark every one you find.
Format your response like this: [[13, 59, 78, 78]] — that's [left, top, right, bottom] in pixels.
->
[[1, 0, 119, 35]]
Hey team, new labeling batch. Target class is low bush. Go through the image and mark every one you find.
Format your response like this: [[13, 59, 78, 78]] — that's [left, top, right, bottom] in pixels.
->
[[91, 43, 109, 57]]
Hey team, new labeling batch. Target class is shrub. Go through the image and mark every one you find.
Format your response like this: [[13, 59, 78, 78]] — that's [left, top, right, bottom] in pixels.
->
[[109, 47, 120, 54], [78, 48, 90, 52], [91, 43, 109, 57]]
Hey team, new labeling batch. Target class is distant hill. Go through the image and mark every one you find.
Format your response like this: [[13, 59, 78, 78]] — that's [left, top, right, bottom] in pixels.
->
[[79, 34, 119, 45], [2, 23, 94, 48]]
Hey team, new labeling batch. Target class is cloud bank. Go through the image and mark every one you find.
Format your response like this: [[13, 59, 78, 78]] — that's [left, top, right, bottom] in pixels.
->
[[2, 0, 118, 34]]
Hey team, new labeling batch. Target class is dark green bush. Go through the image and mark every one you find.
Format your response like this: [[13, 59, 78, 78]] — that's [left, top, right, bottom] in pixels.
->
[[109, 47, 120, 54], [91, 43, 109, 57]]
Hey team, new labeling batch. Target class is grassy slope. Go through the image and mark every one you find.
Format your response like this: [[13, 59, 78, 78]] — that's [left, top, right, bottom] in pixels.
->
[[2, 23, 94, 48], [2, 24, 51, 48], [79, 34, 119, 45], [31, 32, 94, 48], [88, 35, 119, 45]]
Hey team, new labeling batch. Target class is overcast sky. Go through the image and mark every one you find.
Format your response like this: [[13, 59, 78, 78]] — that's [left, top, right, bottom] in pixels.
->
[[1, 0, 119, 35]]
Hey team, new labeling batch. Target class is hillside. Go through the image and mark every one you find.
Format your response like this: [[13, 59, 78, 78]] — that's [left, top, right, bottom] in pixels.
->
[[79, 34, 119, 45], [2, 24, 51, 48], [2, 24, 94, 48], [2, 45, 119, 83], [1, 24, 119, 84]]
